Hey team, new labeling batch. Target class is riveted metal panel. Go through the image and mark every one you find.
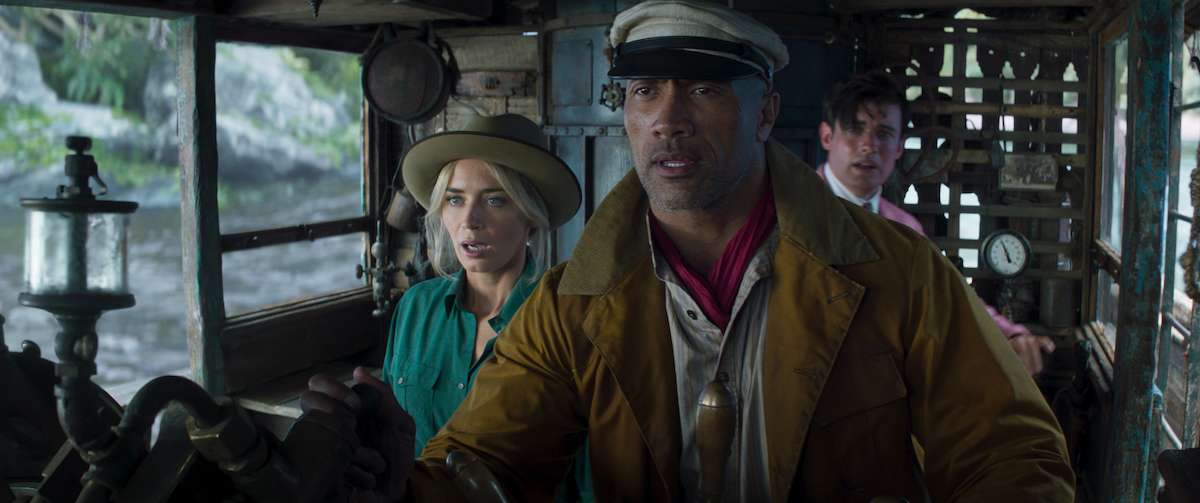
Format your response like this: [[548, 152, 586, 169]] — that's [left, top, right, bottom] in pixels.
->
[[548, 25, 624, 126], [592, 136, 634, 209], [553, 136, 587, 262]]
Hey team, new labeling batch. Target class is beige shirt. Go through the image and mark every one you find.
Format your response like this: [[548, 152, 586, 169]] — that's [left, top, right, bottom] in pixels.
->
[[648, 216, 779, 502]]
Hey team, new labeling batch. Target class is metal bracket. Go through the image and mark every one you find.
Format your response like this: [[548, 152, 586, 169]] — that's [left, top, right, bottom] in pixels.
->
[[599, 81, 625, 112]]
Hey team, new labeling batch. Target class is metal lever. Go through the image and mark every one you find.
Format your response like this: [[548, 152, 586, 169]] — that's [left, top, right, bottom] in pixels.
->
[[696, 375, 736, 503]]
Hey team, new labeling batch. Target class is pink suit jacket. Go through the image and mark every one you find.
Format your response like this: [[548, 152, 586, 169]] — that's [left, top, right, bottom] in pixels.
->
[[815, 167, 1030, 339]]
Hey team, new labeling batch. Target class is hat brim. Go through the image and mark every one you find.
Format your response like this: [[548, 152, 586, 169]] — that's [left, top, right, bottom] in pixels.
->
[[402, 131, 582, 229], [608, 49, 760, 80]]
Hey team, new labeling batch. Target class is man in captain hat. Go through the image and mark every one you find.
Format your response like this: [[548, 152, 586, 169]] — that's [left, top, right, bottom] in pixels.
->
[[302, 1, 1075, 501]]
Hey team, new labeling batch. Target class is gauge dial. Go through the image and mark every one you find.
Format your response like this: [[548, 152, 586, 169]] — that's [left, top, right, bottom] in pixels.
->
[[981, 230, 1031, 278]]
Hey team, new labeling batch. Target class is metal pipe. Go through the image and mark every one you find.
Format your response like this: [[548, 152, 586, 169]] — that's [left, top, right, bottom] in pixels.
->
[[53, 313, 112, 454], [74, 481, 110, 503], [117, 375, 225, 435], [1104, 0, 1178, 501]]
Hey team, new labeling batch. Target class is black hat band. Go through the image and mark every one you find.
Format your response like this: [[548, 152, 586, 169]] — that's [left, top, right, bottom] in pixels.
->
[[613, 36, 771, 77]]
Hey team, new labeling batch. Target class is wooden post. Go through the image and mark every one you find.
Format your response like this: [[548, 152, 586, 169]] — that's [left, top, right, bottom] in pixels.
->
[[175, 16, 226, 394], [1105, 0, 1178, 501]]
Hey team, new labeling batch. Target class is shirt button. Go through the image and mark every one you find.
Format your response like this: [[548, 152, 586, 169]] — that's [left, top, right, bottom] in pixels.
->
[[457, 382, 465, 390], [686, 310, 698, 320], [397, 377, 405, 384]]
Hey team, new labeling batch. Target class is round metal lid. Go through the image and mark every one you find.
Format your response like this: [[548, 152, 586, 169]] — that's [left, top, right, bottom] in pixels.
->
[[362, 38, 451, 125]]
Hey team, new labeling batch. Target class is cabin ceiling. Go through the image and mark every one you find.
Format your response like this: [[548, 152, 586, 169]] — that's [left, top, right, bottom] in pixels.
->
[[223, 0, 493, 27], [831, 0, 1098, 12]]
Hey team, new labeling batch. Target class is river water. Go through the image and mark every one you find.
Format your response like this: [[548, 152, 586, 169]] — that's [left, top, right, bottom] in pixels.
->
[[0, 176, 365, 388]]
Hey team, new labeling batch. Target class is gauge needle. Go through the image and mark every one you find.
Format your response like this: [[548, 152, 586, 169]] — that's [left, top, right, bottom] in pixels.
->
[[1001, 243, 1013, 264]]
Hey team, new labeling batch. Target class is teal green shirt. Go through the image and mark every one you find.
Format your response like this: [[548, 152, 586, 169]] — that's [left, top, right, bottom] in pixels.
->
[[382, 263, 593, 501]]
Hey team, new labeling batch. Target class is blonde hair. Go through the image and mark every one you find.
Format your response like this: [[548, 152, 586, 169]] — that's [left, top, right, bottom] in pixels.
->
[[423, 159, 551, 279]]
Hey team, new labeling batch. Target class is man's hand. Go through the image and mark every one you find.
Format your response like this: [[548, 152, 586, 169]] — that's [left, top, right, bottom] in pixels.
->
[[1008, 332, 1056, 375], [299, 367, 416, 501]]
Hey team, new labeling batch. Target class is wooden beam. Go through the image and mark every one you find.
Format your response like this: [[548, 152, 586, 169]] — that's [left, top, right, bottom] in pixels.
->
[[220, 216, 369, 252], [881, 17, 1089, 32], [931, 237, 1076, 254], [891, 30, 1088, 51], [900, 75, 1087, 94], [212, 17, 376, 53], [909, 101, 1081, 119], [903, 203, 1084, 219], [834, 0, 1098, 13], [225, 0, 490, 27], [953, 149, 1087, 165], [1106, 0, 1177, 498], [0, 0, 213, 18], [222, 289, 374, 393], [176, 16, 227, 394]]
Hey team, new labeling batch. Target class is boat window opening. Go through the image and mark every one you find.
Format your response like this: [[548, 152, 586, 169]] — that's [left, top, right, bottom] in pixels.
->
[[212, 41, 366, 316], [1101, 35, 1129, 253], [214, 42, 364, 234], [960, 213, 980, 240], [940, 46, 954, 77], [0, 5, 186, 394], [904, 85, 920, 102], [1096, 269, 1120, 346], [222, 232, 367, 316], [964, 45, 982, 78]]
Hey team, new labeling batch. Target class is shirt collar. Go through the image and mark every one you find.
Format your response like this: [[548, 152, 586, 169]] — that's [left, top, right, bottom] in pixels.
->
[[822, 163, 881, 214], [441, 257, 539, 320]]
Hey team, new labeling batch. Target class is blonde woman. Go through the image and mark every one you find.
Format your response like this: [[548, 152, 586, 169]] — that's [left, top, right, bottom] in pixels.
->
[[383, 114, 589, 500]]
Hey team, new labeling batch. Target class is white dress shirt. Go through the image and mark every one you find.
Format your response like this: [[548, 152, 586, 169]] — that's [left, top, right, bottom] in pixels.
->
[[822, 163, 882, 214]]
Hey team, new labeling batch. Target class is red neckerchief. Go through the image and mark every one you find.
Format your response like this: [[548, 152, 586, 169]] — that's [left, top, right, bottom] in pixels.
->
[[649, 178, 777, 331]]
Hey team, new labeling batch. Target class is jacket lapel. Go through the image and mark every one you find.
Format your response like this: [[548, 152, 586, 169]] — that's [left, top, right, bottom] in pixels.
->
[[763, 141, 874, 499], [763, 242, 864, 499], [580, 255, 683, 499], [559, 171, 683, 497]]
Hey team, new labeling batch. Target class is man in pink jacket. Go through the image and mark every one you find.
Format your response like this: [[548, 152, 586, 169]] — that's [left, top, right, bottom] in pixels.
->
[[817, 70, 1056, 375]]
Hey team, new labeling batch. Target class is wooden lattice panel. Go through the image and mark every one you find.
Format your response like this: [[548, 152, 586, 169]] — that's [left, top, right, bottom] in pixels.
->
[[873, 14, 1091, 327]]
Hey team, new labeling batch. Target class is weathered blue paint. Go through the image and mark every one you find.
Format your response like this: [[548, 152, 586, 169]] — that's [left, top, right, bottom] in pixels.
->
[[1187, 300, 1200, 446], [1104, 0, 1178, 501], [175, 16, 227, 394]]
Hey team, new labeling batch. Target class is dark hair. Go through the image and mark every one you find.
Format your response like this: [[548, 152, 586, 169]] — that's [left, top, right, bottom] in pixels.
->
[[822, 70, 908, 132]]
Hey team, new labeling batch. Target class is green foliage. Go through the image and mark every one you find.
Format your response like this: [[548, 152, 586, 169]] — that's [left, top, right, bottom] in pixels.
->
[[0, 6, 175, 113], [0, 103, 63, 173], [47, 14, 172, 113], [90, 142, 175, 189], [286, 47, 364, 121], [273, 47, 364, 171]]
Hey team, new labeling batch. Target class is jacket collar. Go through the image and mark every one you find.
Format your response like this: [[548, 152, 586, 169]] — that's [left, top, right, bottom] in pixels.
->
[[559, 139, 878, 295]]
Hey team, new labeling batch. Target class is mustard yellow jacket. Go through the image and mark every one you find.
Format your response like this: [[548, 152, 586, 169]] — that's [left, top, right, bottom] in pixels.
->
[[410, 141, 1074, 502]]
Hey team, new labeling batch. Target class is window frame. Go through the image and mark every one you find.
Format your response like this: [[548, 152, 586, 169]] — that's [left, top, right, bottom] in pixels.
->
[[213, 23, 374, 316], [177, 17, 403, 395], [1088, 12, 1131, 344]]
